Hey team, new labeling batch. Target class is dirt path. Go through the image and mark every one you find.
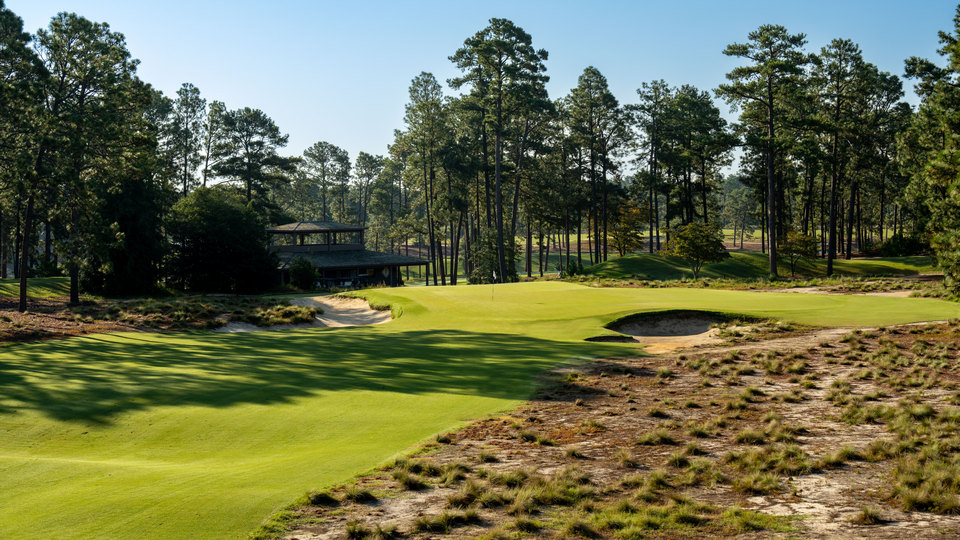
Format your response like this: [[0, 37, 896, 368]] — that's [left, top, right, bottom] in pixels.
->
[[214, 296, 391, 333]]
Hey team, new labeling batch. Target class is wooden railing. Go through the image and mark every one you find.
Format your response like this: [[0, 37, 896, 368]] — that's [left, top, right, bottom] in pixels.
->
[[270, 244, 364, 253]]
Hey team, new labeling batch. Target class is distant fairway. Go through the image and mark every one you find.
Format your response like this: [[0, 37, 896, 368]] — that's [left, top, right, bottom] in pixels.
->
[[2, 282, 959, 538], [0, 277, 70, 298], [585, 252, 937, 280]]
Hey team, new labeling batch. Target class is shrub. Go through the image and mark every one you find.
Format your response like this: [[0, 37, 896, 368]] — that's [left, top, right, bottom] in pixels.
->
[[732, 472, 780, 494], [412, 510, 480, 533], [288, 257, 316, 290], [343, 485, 377, 503], [881, 234, 927, 257], [306, 490, 338, 506], [851, 506, 885, 525], [345, 520, 370, 539], [392, 470, 428, 490], [637, 429, 677, 446]]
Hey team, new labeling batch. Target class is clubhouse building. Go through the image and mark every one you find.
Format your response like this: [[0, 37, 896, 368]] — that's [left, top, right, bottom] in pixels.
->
[[267, 221, 427, 288]]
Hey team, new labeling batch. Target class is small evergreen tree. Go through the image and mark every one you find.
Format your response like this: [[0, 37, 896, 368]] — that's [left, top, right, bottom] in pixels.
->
[[610, 204, 647, 257], [660, 222, 729, 279], [780, 231, 818, 277]]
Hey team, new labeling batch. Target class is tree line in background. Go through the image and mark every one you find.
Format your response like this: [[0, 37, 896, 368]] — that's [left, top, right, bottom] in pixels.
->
[[4, 1, 960, 308]]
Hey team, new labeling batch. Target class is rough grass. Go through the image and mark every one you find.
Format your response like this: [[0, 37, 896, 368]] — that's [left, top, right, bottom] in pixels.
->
[[270, 317, 960, 537]]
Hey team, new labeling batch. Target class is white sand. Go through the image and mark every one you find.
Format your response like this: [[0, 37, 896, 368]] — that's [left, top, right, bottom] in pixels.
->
[[213, 296, 392, 333]]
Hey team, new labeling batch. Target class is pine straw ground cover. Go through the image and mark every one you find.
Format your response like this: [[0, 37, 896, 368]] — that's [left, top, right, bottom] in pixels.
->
[[0, 296, 318, 342], [267, 321, 960, 539]]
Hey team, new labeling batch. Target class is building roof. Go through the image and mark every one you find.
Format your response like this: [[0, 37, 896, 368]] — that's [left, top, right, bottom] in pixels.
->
[[276, 249, 428, 270], [266, 221, 365, 234]]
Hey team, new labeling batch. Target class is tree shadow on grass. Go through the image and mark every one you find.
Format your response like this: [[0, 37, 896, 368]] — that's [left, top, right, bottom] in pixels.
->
[[0, 328, 626, 425]]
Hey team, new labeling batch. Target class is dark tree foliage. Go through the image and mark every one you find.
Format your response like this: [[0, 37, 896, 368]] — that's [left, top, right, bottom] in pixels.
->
[[902, 5, 960, 295], [660, 222, 729, 279], [166, 187, 277, 293], [288, 256, 316, 290], [82, 155, 172, 296], [468, 229, 517, 284]]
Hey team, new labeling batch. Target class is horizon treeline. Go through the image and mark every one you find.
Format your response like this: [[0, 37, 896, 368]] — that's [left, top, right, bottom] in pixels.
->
[[4, 1, 960, 306]]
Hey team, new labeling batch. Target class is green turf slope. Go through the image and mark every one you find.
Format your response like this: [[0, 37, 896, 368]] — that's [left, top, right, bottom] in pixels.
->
[[0, 277, 70, 298], [1, 281, 959, 539], [586, 252, 937, 280]]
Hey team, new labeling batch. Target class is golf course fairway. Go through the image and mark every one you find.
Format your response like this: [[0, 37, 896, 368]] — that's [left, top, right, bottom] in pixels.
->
[[2, 281, 960, 538]]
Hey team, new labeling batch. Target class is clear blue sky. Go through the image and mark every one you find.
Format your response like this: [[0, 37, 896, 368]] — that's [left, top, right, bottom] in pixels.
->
[[8, 0, 958, 162]]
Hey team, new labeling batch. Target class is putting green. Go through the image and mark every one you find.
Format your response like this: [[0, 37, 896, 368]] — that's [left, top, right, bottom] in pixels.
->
[[1, 281, 958, 539]]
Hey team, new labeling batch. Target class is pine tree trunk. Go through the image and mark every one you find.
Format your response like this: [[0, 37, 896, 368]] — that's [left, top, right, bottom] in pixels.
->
[[648, 180, 655, 253], [577, 212, 583, 268], [765, 104, 778, 277], [879, 174, 885, 244], [826, 160, 840, 275], [544, 228, 551, 275], [0, 209, 6, 279], [69, 263, 79, 306], [538, 227, 543, 277], [526, 220, 532, 278], [845, 181, 857, 260], [654, 191, 660, 250], [493, 117, 507, 282], [18, 195, 34, 312], [601, 167, 609, 262], [437, 234, 446, 287]]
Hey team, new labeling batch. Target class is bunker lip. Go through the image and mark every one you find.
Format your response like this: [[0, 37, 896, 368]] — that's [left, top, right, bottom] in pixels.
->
[[587, 309, 751, 353], [607, 309, 731, 337], [213, 296, 392, 333]]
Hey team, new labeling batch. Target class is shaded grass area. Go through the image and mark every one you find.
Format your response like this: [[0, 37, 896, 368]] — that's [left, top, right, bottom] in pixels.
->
[[585, 252, 937, 280], [0, 276, 70, 298], [0, 328, 606, 539], [1, 282, 960, 538]]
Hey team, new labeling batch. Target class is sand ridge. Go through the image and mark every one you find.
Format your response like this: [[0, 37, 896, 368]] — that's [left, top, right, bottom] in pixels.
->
[[213, 296, 392, 333]]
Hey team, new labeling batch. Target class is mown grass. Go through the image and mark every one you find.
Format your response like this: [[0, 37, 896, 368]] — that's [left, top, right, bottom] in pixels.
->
[[584, 252, 936, 280], [1, 281, 959, 538], [0, 276, 71, 298]]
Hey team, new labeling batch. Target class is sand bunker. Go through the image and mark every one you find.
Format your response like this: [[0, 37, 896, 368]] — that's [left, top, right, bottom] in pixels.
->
[[764, 286, 913, 297], [213, 296, 392, 333], [587, 311, 728, 354]]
